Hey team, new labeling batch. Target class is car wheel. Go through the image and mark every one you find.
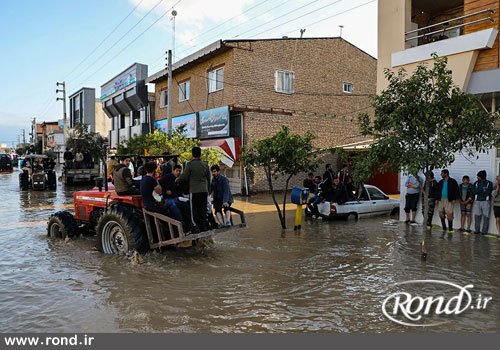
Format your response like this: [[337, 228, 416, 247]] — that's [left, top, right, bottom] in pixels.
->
[[347, 213, 358, 221]]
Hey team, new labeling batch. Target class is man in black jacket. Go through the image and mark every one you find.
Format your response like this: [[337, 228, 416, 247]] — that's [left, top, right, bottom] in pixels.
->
[[422, 171, 438, 228], [303, 173, 316, 194], [435, 169, 460, 232]]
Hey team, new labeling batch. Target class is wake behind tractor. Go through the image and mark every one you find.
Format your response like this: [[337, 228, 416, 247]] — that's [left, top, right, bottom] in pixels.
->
[[47, 155, 246, 255]]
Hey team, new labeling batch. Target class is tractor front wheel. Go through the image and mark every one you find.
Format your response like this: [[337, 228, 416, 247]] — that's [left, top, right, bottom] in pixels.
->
[[96, 204, 148, 255], [47, 211, 76, 239]]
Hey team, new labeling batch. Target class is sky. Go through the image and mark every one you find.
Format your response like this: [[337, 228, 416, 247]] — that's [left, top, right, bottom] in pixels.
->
[[0, 0, 377, 146]]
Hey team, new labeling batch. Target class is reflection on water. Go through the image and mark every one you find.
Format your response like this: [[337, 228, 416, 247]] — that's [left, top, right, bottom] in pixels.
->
[[0, 171, 499, 332]]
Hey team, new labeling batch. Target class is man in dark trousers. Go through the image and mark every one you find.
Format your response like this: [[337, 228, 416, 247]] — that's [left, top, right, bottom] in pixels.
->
[[140, 161, 169, 216], [435, 169, 460, 233], [112, 157, 139, 195], [177, 147, 211, 233], [211, 165, 234, 227], [159, 164, 184, 221], [422, 171, 438, 228]]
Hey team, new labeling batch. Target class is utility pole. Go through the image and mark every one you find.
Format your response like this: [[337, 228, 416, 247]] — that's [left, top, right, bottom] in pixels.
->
[[166, 49, 173, 135], [300, 28, 306, 38], [56, 81, 67, 147], [22, 129, 26, 145]]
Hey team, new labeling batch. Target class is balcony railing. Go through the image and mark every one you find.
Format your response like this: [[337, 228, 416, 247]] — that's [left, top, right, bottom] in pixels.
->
[[405, 8, 496, 43]]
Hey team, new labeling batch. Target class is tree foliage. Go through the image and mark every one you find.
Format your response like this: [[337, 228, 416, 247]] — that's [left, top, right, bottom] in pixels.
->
[[117, 126, 223, 166], [66, 123, 108, 161], [242, 126, 321, 229], [356, 55, 500, 258]]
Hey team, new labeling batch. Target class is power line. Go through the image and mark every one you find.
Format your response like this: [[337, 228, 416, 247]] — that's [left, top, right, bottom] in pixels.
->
[[181, 0, 271, 47], [237, 0, 334, 38], [70, 0, 168, 86], [284, 0, 376, 37], [160, 0, 292, 64], [75, 0, 183, 88], [64, 0, 146, 81]]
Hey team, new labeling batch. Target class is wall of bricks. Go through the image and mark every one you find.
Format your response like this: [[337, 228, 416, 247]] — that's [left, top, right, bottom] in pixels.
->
[[153, 49, 235, 122], [149, 38, 376, 192], [232, 38, 376, 116], [243, 110, 367, 192]]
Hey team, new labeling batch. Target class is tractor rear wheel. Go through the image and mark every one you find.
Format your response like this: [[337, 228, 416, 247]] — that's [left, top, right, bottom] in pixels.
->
[[47, 211, 76, 239], [47, 171, 57, 190], [96, 204, 148, 255]]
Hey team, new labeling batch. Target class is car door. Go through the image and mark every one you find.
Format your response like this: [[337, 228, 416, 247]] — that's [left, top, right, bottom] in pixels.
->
[[367, 187, 394, 215], [354, 186, 374, 217]]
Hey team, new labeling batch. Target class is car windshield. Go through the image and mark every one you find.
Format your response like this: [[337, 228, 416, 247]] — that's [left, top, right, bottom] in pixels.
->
[[367, 187, 386, 200]]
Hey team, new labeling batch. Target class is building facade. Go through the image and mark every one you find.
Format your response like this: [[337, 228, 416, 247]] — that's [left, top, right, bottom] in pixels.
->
[[69, 87, 111, 137], [147, 38, 376, 193], [100, 63, 152, 149], [378, 0, 500, 232]]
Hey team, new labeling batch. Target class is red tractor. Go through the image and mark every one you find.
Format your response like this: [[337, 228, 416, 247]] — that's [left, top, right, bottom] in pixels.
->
[[47, 156, 246, 255]]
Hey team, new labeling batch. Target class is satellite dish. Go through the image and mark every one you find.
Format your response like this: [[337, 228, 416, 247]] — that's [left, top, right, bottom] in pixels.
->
[[172, 10, 178, 17]]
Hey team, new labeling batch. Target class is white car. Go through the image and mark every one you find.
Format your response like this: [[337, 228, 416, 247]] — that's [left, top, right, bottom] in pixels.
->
[[305, 184, 399, 220]]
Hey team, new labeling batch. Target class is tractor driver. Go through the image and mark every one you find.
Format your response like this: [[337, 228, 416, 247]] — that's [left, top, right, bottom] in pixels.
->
[[112, 157, 140, 195]]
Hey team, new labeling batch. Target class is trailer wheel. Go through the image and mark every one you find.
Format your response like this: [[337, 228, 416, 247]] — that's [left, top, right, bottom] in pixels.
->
[[96, 204, 148, 255], [47, 211, 76, 239], [19, 172, 29, 190]]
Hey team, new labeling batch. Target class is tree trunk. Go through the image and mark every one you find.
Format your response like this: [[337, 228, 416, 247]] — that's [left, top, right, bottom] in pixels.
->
[[415, 171, 430, 260], [265, 166, 285, 228]]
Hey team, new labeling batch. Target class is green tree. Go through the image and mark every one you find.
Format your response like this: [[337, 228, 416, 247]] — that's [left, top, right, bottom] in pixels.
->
[[356, 55, 500, 259], [242, 126, 321, 229], [119, 127, 223, 166], [116, 134, 147, 155], [66, 123, 108, 162]]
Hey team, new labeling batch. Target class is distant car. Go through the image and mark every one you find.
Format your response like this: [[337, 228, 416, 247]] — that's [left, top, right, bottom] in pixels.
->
[[305, 184, 399, 220]]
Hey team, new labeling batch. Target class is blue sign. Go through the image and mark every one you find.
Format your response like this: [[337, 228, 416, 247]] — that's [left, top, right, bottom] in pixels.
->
[[154, 113, 197, 138], [198, 106, 230, 139]]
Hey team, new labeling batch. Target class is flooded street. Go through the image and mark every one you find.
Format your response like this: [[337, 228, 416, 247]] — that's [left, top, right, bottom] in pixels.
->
[[1, 170, 500, 333]]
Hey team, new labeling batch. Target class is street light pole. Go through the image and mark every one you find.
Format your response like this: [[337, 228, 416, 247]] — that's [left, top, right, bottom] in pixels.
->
[[56, 81, 67, 146], [166, 49, 173, 135]]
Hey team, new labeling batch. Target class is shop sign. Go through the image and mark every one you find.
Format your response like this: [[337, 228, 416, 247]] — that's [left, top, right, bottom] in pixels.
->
[[100, 65, 137, 100], [198, 106, 230, 139], [154, 113, 197, 138]]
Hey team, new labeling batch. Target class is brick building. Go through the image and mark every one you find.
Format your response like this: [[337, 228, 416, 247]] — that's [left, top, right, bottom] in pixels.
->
[[147, 37, 376, 193]]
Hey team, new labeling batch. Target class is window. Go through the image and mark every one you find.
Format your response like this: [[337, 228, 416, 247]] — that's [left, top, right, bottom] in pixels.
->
[[275, 70, 294, 94], [367, 187, 387, 200], [208, 67, 224, 93], [178, 80, 190, 102], [159, 90, 168, 108], [343, 82, 353, 94]]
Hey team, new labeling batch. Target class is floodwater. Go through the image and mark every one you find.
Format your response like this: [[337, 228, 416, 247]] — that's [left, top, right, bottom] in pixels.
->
[[1, 170, 500, 333]]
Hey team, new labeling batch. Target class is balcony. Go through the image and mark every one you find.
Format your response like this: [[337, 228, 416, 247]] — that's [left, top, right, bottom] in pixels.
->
[[392, 3, 498, 69], [131, 123, 150, 137], [406, 7, 496, 48]]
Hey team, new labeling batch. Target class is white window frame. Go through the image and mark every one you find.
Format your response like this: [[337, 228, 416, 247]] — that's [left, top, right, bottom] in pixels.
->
[[208, 67, 224, 93], [274, 70, 294, 94], [159, 90, 168, 108], [178, 80, 190, 102], [343, 82, 354, 94]]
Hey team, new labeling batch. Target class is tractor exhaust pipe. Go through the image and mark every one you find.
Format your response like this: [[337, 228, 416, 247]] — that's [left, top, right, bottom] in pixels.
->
[[95, 177, 104, 192]]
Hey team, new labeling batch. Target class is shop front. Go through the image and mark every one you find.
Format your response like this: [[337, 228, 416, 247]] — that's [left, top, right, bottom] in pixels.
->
[[154, 105, 244, 194]]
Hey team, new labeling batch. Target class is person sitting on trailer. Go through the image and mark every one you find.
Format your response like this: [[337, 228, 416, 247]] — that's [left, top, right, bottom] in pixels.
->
[[140, 161, 170, 216], [112, 157, 140, 195], [159, 164, 184, 221], [63, 149, 74, 169], [210, 164, 234, 227]]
